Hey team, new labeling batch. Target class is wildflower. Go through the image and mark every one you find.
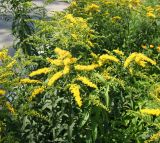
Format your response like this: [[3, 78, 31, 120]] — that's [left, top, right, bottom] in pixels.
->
[[146, 12, 156, 18], [146, 6, 154, 12], [113, 49, 124, 56], [47, 58, 63, 66], [69, 84, 82, 107], [48, 71, 63, 86], [85, 4, 100, 12], [0, 89, 6, 96], [145, 131, 160, 143], [75, 64, 99, 71], [136, 53, 156, 66], [6, 60, 16, 68], [150, 45, 154, 48], [54, 48, 72, 59], [20, 78, 41, 84], [141, 45, 147, 49], [77, 76, 97, 89], [124, 52, 137, 68], [64, 14, 77, 24], [140, 109, 160, 116], [63, 66, 70, 74], [29, 86, 45, 101], [0, 49, 8, 60], [98, 54, 119, 66], [6, 101, 15, 114], [157, 46, 160, 52], [63, 57, 77, 65], [29, 68, 51, 77]]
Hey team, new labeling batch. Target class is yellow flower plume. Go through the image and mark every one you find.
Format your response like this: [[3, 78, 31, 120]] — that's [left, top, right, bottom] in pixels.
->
[[69, 84, 82, 107], [77, 76, 97, 89], [29, 67, 51, 77]]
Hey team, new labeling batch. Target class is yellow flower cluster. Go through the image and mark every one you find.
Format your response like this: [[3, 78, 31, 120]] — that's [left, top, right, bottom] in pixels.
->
[[113, 49, 124, 56], [6, 60, 16, 68], [20, 78, 41, 84], [140, 109, 160, 116], [63, 66, 70, 74], [124, 53, 156, 68], [77, 76, 97, 89], [74, 64, 99, 71], [47, 58, 63, 66], [124, 52, 138, 68], [0, 89, 6, 96], [29, 67, 51, 77], [64, 14, 77, 24], [85, 4, 100, 12], [0, 49, 8, 60], [6, 101, 15, 114], [48, 71, 63, 86], [54, 47, 72, 59], [146, 6, 156, 18], [145, 131, 160, 143], [29, 86, 45, 101], [69, 84, 82, 107], [98, 54, 119, 66]]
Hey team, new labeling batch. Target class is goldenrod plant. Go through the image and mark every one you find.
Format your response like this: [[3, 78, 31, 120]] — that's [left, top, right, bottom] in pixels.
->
[[0, 0, 160, 142]]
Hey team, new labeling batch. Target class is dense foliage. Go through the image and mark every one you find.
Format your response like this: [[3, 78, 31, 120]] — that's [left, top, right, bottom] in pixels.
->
[[0, 0, 160, 142]]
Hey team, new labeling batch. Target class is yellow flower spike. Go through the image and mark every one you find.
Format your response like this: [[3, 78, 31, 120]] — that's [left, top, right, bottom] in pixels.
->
[[113, 49, 124, 56], [63, 57, 77, 65], [0, 89, 6, 96], [64, 14, 77, 24], [29, 86, 45, 101], [6, 101, 15, 114], [85, 4, 100, 12], [74, 64, 99, 71], [140, 109, 160, 116], [6, 60, 16, 68], [69, 84, 82, 107], [99, 54, 119, 66], [48, 71, 63, 86], [77, 76, 98, 89], [137, 53, 156, 66], [20, 78, 42, 84], [0, 49, 8, 60], [47, 58, 63, 66], [29, 67, 51, 77], [146, 12, 156, 18], [54, 48, 72, 59], [63, 66, 70, 74], [124, 52, 137, 68], [145, 131, 160, 143]]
